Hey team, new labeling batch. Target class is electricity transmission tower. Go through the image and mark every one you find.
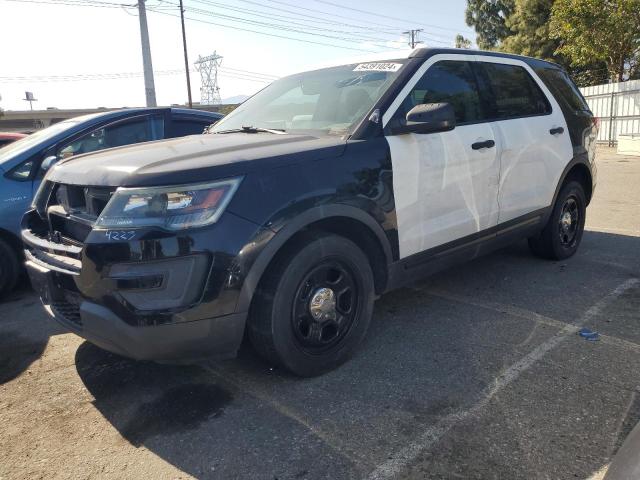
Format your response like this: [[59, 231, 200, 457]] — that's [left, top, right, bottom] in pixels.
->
[[195, 52, 223, 105], [403, 29, 424, 49]]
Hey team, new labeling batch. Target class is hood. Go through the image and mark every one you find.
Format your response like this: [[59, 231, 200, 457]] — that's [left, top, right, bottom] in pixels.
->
[[46, 133, 347, 187]]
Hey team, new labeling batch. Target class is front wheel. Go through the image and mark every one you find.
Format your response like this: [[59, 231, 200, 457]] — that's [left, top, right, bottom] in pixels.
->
[[248, 234, 375, 377], [528, 180, 586, 260]]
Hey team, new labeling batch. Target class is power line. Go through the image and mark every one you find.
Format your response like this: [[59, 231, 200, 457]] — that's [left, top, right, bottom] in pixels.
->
[[148, 8, 382, 52], [220, 0, 398, 34], [186, 0, 395, 34], [258, 0, 403, 31], [173, 2, 407, 48], [221, 67, 278, 79], [0, 67, 278, 83], [251, 0, 454, 44], [1, 0, 133, 8], [188, 0, 404, 41], [309, 0, 470, 34]]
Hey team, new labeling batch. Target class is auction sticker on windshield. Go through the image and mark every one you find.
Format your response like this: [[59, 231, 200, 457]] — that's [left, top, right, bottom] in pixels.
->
[[353, 62, 402, 72]]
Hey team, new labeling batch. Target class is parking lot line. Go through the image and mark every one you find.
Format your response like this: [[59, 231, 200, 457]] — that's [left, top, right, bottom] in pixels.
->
[[367, 278, 639, 480], [424, 286, 640, 354], [201, 365, 372, 472]]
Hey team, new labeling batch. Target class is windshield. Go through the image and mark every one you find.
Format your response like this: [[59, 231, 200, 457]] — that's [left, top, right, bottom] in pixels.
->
[[0, 120, 80, 165], [211, 60, 407, 136]]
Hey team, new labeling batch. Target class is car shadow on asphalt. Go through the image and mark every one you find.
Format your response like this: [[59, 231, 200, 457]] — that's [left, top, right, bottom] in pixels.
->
[[72, 232, 640, 479], [74, 342, 233, 448], [0, 280, 58, 385]]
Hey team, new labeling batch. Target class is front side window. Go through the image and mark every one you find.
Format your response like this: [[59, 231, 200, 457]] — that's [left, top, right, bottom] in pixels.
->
[[396, 60, 484, 125], [478, 62, 551, 119], [210, 61, 407, 136], [57, 115, 164, 159]]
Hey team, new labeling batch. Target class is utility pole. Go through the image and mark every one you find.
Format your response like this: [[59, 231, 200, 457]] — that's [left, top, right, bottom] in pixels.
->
[[137, 0, 157, 107], [403, 29, 423, 49], [179, 0, 193, 108]]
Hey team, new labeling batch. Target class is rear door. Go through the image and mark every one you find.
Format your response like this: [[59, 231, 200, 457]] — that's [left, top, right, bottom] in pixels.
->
[[474, 58, 573, 223], [383, 56, 500, 259]]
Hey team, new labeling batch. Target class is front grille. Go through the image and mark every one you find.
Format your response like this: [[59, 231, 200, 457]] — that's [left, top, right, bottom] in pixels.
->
[[51, 295, 82, 327], [48, 183, 114, 243], [25, 182, 115, 275]]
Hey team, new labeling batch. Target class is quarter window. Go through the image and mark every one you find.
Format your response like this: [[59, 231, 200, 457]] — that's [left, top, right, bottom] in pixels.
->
[[538, 68, 590, 113], [397, 60, 483, 125], [478, 62, 551, 119]]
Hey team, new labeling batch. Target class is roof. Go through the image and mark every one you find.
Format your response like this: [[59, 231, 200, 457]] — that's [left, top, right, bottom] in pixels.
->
[[410, 47, 562, 70]]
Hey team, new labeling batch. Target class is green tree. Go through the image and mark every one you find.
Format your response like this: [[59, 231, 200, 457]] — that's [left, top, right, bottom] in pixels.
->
[[455, 34, 473, 49], [465, 0, 515, 49], [500, 0, 558, 61], [550, 0, 640, 81]]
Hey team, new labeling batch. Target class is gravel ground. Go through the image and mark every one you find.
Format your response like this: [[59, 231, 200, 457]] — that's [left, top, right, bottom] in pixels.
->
[[1, 146, 639, 480]]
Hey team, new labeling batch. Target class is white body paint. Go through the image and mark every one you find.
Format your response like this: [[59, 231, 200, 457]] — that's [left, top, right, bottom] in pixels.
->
[[383, 54, 573, 259]]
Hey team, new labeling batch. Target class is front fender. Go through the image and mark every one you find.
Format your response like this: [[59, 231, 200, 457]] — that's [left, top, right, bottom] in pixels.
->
[[233, 204, 393, 313]]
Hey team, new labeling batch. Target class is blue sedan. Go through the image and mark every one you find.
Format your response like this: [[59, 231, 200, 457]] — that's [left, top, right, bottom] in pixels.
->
[[0, 107, 222, 295]]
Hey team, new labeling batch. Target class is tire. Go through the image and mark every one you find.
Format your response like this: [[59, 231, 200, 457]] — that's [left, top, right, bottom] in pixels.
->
[[248, 234, 375, 377], [528, 180, 586, 260], [0, 238, 20, 297]]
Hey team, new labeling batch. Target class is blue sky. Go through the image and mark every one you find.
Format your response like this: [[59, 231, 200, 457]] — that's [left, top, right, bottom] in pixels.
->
[[0, 0, 473, 110]]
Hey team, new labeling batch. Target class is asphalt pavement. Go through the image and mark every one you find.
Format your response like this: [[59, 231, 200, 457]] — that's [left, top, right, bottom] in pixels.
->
[[1, 147, 639, 480]]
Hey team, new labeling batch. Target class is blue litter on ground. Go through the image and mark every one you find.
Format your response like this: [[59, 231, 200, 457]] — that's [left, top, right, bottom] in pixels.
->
[[578, 328, 600, 341]]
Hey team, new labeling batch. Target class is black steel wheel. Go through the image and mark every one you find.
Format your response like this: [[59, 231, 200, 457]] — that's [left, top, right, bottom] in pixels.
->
[[529, 180, 586, 260], [292, 260, 360, 354], [558, 196, 579, 247], [248, 234, 375, 377]]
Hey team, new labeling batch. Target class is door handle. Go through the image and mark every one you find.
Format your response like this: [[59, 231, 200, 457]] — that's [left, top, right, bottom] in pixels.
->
[[471, 140, 495, 150], [549, 127, 564, 135]]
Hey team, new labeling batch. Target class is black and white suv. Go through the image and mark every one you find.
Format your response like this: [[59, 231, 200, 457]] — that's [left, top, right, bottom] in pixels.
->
[[22, 48, 597, 376]]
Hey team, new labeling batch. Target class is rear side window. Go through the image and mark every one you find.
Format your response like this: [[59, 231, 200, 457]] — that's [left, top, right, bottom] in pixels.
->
[[478, 62, 551, 119], [537, 68, 590, 112], [398, 60, 483, 124]]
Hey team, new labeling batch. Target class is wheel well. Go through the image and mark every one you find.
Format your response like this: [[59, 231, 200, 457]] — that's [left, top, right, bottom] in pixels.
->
[[261, 217, 389, 296], [563, 163, 593, 205], [0, 228, 23, 258]]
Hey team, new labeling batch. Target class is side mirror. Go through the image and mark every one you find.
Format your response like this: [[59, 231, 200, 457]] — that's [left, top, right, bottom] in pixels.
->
[[40, 155, 59, 172], [390, 103, 456, 135]]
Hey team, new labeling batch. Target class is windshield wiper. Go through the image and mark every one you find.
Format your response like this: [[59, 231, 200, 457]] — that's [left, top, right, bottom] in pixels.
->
[[213, 126, 286, 134]]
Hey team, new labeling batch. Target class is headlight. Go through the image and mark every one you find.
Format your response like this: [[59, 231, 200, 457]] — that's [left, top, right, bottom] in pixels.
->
[[95, 178, 241, 230]]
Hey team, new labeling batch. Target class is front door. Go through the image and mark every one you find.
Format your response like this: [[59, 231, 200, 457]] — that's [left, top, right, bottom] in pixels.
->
[[383, 56, 500, 259]]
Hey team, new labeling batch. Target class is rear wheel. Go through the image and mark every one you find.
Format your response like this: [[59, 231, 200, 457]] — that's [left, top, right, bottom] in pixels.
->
[[248, 234, 375, 377], [0, 238, 20, 297], [528, 180, 586, 260]]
